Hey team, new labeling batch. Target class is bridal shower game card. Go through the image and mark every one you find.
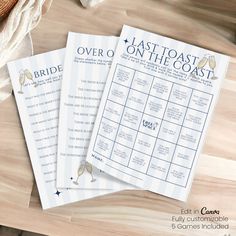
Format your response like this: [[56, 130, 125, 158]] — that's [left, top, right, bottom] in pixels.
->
[[7, 49, 113, 209], [57, 33, 133, 190], [86, 25, 230, 201]]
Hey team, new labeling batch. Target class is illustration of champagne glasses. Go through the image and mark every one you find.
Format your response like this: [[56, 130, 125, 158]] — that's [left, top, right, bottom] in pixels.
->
[[208, 55, 217, 80], [73, 161, 96, 185], [18, 71, 25, 94], [197, 55, 208, 69], [190, 54, 208, 78], [73, 160, 86, 185], [24, 69, 38, 87], [18, 69, 37, 94], [85, 162, 96, 182]]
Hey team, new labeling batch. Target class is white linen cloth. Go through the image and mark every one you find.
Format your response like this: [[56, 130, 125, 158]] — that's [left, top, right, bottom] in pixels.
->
[[0, 0, 103, 103], [0, 0, 52, 102], [80, 0, 104, 8]]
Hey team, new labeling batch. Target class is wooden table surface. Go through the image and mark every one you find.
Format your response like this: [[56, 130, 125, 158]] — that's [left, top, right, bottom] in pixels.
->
[[0, 0, 236, 235]]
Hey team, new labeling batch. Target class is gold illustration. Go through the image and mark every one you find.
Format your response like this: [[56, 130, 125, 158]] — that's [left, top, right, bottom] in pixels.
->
[[73, 160, 96, 185], [197, 56, 208, 69], [18, 69, 38, 94], [191, 54, 218, 80], [18, 72, 25, 94], [208, 55, 217, 80]]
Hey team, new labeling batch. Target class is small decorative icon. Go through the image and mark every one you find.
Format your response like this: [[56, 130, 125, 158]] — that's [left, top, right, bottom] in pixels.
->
[[192, 54, 218, 80], [73, 160, 96, 185], [18, 72, 25, 94], [54, 190, 61, 196], [208, 55, 217, 80], [18, 69, 38, 94], [197, 56, 208, 69]]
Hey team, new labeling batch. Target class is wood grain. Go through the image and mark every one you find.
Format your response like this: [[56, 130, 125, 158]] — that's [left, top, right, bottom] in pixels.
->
[[0, 0, 235, 235]]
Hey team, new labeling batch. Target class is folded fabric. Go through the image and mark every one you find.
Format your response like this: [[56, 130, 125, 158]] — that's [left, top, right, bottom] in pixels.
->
[[0, 0, 52, 103], [80, 0, 104, 8]]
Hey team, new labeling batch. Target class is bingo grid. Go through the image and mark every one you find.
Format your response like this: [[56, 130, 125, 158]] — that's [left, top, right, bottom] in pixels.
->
[[93, 64, 213, 187]]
